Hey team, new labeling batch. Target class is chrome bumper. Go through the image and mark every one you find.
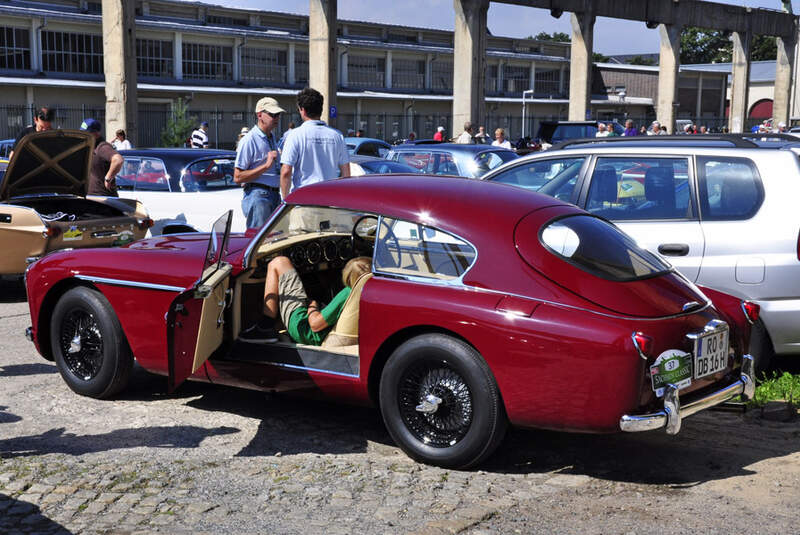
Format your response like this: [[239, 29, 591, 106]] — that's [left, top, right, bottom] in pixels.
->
[[620, 354, 755, 434]]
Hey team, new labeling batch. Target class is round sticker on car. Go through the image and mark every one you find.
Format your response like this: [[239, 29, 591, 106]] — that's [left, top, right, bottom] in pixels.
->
[[650, 349, 692, 397], [112, 230, 135, 247]]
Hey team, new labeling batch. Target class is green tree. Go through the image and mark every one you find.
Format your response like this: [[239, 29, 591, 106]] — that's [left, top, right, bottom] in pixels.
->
[[160, 98, 197, 147], [592, 52, 610, 63], [680, 27, 732, 64], [629, 55, 657, 66], [530, 31, 570, 42], [751, 34, 777, 61]]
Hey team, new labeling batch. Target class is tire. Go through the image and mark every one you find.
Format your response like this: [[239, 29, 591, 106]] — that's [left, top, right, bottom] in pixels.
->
[[749, 319, 774, 379], [50, 286, 133, 399], [379, 334, 507, 469]]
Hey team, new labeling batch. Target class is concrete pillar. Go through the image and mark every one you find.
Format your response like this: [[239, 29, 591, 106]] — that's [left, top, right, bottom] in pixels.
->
[[656, 23, 681, 134], [567, 10, 595, 121], [356, 98, 362, 130], [309, 0, 338, 126], [174, 32, 182, 80], [102, 0, 138, 145], [729, 30, 752, 133], [774, 33, 796, 127], [496, 60, 504, 93], [386, 51, 393, 88], [452, 0, 488, 135], [29, 18, 41, 72], [529, 61, 536, 93], [340, 49, 348, 86], [233, 37, 242, 82], [288, 43, 296, 85], [559, 64, 565, 95], [695, 74, 703, 119], [26, 86, 34, 108]]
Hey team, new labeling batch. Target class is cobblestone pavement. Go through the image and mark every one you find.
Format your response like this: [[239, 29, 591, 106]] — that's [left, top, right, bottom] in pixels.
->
[[2, 282, 800, 534]]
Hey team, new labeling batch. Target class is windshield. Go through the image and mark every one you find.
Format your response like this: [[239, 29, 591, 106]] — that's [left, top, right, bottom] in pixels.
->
[[203, 210, 233, 274], [260, 205, 370, 247], [540, 215, 671, 282]]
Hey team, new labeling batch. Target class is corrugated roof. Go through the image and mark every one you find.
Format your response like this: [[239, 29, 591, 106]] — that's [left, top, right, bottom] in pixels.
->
[[682, 60, 777, 83]]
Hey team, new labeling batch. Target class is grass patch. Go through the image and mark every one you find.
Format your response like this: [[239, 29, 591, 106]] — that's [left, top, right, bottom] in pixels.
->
[[748, 372, 800, 416]]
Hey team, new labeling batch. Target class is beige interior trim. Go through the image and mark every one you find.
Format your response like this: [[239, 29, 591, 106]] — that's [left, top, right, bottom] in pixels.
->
[[191, 264, 232, 373]]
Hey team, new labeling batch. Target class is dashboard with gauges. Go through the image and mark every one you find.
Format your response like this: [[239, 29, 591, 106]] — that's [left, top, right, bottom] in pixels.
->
[[257, 234, 357, 275]]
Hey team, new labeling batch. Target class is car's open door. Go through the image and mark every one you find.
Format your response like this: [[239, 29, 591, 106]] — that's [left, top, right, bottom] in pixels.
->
[[167, 211, 233, 391]]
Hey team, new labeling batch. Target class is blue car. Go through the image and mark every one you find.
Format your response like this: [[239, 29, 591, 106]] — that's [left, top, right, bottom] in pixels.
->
[[345, 137, 392, 158], [386, 143, 518, 178]]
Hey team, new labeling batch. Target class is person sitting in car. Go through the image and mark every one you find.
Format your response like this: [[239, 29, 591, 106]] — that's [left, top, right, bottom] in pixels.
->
[[240, 255, 371, 345]]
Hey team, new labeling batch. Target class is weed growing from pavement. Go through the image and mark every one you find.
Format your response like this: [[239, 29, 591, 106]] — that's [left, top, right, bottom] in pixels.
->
[[747, 372, 800, 417]]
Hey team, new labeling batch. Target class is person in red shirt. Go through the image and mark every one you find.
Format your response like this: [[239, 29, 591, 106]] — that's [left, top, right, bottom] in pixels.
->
[[433, 126, 445, 142]]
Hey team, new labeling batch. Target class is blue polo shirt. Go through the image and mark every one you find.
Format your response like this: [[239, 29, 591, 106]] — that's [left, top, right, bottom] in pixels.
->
[[280, 120, 349, 193], [234, 126, 279, 188]]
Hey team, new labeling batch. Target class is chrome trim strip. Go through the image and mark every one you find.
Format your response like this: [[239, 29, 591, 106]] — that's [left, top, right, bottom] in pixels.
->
[[631, 332, 647, 360], [620, 354, 754, 433], [243, 202, 288, 269], [74, 275, 185, 293], [740, 301, 755, 325], [262, 360, 359, 379]]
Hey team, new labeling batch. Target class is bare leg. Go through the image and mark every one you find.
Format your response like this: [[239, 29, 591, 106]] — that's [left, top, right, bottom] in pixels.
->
[[264, 256, 294, 318]]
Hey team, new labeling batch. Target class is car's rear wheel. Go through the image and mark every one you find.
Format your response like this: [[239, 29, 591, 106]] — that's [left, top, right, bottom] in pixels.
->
[[50, 286, 133, 399], [379, 334, 507, 469], [750, 319, 774, 379]]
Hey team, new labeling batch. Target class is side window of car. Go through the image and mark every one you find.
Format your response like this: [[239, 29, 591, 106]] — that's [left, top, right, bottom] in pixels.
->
[[360, 143, 379, 157], [395, 151, 430, 173], [374, 217, 476, 280], [183, 158, 237, 191], [133, 157, 169, 191], [697, 157, 763, 220], [585, 157, 692, 220], [493, 157, 586, 199], [432, 153, 458, 175]]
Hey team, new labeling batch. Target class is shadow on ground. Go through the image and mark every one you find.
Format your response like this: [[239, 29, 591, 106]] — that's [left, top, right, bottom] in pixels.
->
[[0, 279, 26, 303], [0, 363, 58, 377], [0, 493, 72, 534]]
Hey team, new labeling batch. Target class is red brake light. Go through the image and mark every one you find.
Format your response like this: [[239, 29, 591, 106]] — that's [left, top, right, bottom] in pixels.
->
[[632, 332, 653, 359], [138, 218, 154, 230], [42, 227, 60, 238], [741, 301, 760, 324]]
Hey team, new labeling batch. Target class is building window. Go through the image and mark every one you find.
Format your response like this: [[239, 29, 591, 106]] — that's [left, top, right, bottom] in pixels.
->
[[182, 42, 233, 80], [41, 31, 103, 75], [430, 60, 452, 91], [392, 58, 424, 89], [502, 64, 529, 94], [136, 39, 173, 78], [534, 68, 561, 95], [207, 15, 248, 27], [0, 27, 31, 71], [295, 49, 309, 84], [348, 55, 385, 88], [241, 47, 287, 83], [485, 64, 498, 93]]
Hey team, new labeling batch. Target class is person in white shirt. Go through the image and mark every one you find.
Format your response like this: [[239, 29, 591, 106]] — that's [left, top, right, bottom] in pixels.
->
[[595, 123, 610, 137], [455, 122, 475, 144], [191, 122, 209, 148], [111, 129, 132, 150], [491, 128, 512, 150]]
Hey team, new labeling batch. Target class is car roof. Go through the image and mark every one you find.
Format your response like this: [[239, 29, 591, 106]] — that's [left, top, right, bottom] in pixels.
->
[[344, 137, 390, 146], [548, 134, 800, 151], [389, 143, 514, 155], [285, 174, 568, 235], [349, 155, 386, 163]]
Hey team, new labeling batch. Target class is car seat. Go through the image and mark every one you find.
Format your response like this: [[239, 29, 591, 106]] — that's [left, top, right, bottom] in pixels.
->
[[587, 166, 618, 214], [321, 272, 373, 350], [641, 167, 676, 217]]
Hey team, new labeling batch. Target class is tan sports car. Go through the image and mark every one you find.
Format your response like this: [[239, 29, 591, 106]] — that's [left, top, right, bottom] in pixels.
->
[[0, 129, 151, 275]]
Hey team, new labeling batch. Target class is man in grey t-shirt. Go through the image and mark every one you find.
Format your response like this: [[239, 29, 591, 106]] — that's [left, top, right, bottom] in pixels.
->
[[280, 88, 350, 199]]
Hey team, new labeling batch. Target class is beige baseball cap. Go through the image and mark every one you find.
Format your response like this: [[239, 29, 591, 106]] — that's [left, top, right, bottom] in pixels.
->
[[255, 97, 286, 115]]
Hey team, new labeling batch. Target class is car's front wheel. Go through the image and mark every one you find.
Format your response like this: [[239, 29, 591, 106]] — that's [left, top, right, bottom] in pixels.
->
[[50, 286, 133, 399], [379, 334, 507, 469]]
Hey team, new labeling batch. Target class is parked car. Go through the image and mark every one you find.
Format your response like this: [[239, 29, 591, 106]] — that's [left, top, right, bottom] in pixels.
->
[[116, 148, 244, 234], [24, 175, 756, 468], [0, 130, 150, 276], [482, 135, 799, 373], [345, 137, 392, 158], [537, 120, 625, 147], [386, 143, 517, 178], [0, 138, 13, 173], [349, 155, 417, 176]]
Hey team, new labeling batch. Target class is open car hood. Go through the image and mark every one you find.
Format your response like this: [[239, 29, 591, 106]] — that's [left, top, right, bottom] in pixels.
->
[[0, 129, 94, 201]]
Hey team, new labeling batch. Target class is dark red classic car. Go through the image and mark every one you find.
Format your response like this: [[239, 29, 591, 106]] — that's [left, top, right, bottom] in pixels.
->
[[24, 176, 757, 468]]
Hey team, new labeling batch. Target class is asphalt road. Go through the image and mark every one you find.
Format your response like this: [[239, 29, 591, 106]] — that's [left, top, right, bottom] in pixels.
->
[[1, 279, 799, 535]]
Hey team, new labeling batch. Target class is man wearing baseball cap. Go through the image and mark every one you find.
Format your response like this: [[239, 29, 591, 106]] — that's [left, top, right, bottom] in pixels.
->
[[191, 121, 210, 149], [234, 96, 286, 230], [81, 118, 123, 197]]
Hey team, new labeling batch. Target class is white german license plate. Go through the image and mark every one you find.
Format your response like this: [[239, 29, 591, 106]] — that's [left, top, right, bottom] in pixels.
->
[[693, 327, 729, 379]]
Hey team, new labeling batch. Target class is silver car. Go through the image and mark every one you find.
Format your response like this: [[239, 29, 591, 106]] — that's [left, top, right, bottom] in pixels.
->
[[482, 136, 800, 373]]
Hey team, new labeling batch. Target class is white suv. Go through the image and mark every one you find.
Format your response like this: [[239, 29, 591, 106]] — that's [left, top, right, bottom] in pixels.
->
[[483, 136, 800, 373]]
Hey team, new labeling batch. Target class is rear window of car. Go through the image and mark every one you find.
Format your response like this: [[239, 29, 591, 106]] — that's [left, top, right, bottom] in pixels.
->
[[182, 158, 237, 191], [696, 156, 763, 220], [551, 125, 595, 143], [488, 157, 585, 199], [540, 215, 672, 282]]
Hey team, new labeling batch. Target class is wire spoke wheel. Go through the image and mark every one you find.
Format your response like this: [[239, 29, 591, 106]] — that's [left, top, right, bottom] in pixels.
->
[[59, 309, 104, 381], [398, 361, 474, 448]]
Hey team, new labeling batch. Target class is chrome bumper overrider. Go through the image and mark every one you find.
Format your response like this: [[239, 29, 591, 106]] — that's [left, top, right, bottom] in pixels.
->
[[620, 354, 755, 434]]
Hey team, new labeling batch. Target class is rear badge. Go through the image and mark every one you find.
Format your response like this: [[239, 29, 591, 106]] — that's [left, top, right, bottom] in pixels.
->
[[650, 350, 692, 397], [63, 226, 83, 241], [112, 230, 135, 247]]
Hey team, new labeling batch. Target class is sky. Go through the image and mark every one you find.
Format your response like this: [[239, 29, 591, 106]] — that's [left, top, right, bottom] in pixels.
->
[[210, 0, 798, 55]]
